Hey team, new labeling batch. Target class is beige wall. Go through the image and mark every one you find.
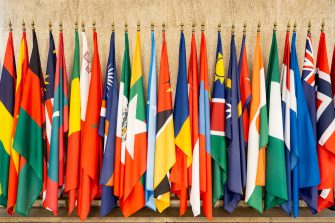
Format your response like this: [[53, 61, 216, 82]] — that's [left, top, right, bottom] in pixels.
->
[[0, 0, 334, 98]]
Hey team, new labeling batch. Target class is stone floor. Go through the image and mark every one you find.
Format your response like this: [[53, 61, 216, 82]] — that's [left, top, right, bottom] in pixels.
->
[[1, 205, 335, 222]]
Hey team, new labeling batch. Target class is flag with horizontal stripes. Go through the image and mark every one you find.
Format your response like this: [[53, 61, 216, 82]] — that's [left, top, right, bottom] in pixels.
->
[[0, 30, 16, 207]]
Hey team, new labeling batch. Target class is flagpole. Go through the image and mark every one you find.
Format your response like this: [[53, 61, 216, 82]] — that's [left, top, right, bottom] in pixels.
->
[[137, 20, 140, 31], [93, 20, 96, 31], [22, 19, 26, 32], [151, 22, 154, 32], [257, 21, 261, 33], [31, 19, 35, 31], [49, 20, 52, 32], [192, 21, 195, 32], [125, 21, 128, 32], [112, 20, 115, 32], [287, 21, 290, 32], [9, 19, 12, 32], [59, 20, 63, 32], [81, 21, 85, 32], [321, 19, 325, 32], [180, 22, 184, 32], [307, 20, 311, 34], [231, 22, 235, 34], [218, 23, 221, 32], [293, 21, 297, 33], [75, 19, 78, 31], [162, 22, 166, 32], [243, 21, 247, 34]]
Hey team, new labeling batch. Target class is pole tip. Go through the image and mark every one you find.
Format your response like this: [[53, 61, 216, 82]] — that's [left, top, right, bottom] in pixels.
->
[[92, 20, 96, 31], [192, 22, 195, 32], [9, 19, 12, 32], [273, 20, 277, 31], [218, 23, 221, 32], [31, 19, 35, 30], [286, 20, 290, 32], [308, 20, 311, 34], [162, 22, 166, 32], [125, 21, 128, 32], [257, 21, 261, 32], [59, 20, 63, 32], [180, 22, 184, 32], [81, 20, 85, 32], [137, 20, 140, 31], [201, 22, 205, 32], [22, 19, 26, 32], [75, 19, 78, 31], [231, 22, 235, 34], [112, 20, 115, 31], [243, 21, 247, 33], [321, 19, 325, 32], [293, 20, 297, 32]]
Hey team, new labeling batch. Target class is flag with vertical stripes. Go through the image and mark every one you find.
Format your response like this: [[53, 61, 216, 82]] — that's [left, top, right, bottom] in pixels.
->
[[224, 32, 246, 213], [170, 31, 192, 216], [7, 30, 28, 215], [145, 29, 157, 211], [199, 30, 212, 219], [122, 30, 147, 217], [154, 31, 175, 213], [0, 29, 16, 207], [78, 30, 103, 221], [245, 31, 268, 214], [301, 30, 319, 214], [65, 28, 81, 215], [265, 30, 287, 210], [316, 30, 335, 212], [211, 30, 227, 206], [114, 31, 131, 209], [331, 45, 335, 100], [13, 29, 45, 216], [44, 29, 69, 216], [99, 30, 118, 216], [188, 31, 200, 216]]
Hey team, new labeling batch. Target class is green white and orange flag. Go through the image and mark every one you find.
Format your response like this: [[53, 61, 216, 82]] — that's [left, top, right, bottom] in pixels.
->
[[13, 29, 45, 216], [245, 30, 268, 213], [7, 29, 29, 215], [0, 28, 16, 208], [154, 31, 176, 213], [122, 30, 147, 217]]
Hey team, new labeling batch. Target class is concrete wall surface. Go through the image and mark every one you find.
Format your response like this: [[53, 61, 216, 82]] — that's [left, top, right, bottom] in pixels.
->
[[0, 0, 334, 97]]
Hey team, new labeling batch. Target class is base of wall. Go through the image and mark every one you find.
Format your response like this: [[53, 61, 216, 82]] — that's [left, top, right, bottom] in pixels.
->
[[1, 206, 334, 223]]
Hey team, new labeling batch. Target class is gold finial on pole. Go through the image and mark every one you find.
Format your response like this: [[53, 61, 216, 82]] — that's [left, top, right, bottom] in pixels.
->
[[31, 19, 35, 31], [257, 21, 261, 32], [9, 19, 12, 32], [137, 20, 140, 31], [162, 22, 166, 32], [192, 22, 195, 32], [92, 20, 96, 31], [151, 22, 154, 31], [218, 23, 221, 32], [48, 20, 52, 31], [286, 20, 290, 32], [321, 19, 325, 32], [243, 21, 247, 34], [307, 20, 311, 34], [75, 19, 78, 31], [273, 20, 277, 31], [59, 20, 63, 32], [180, 22, 184, 32], [231, 22, 235, 34], [22, 19, 26, 32], [125, 21, 128, 32], [201, 22, 205, 32], [81, 20, 85, 32], [293, 20, 297, 32], [112, 20, 115, 32]]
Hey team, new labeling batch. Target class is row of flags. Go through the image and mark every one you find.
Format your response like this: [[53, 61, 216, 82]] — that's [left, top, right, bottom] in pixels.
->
[[0, 23, 334, 221]]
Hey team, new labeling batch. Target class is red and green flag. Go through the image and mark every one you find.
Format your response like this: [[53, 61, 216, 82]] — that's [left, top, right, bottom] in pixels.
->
[[13, 29, 45, 216]]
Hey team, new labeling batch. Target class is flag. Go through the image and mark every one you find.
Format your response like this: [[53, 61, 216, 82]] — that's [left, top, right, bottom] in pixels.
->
[[316, 30, 335, 211], [170, 31, 192, 216], [64, 28, 81, 215], [264, 30, 287, 210], [301, 30, 319, 214], [210, 30, 227, 206], [77, 30, 103, 221], [42, 30, 56, 209], [113, 31, 131, 209], [99, 30, 118, 216], [80, 31, 91, 125], [13, 29, 45, 216], [239, 32, 251, 149], [122, 30, 147, 217], [145, 30, 157, 211], [331, 45, 335, 99], [280, 29, 294, 215], [7, 29, 29, 215], [224, 32, 246, 213], [0, 29, 16, 207], [245, 31, 268, 213], [188, 31, 200, 216], [154, 31, 176, 213], [44, 28, 69, 216], [198, 30, 212, 219], [290, 31, 320, 217]]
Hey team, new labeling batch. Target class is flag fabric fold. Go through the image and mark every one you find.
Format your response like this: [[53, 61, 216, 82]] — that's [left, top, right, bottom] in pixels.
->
[[145, 30, 157, 211], [245, 31, 268, 214], [7, 30, 28, 215], [265, 30, 287, 210], [0, 30, 16, 207], [224, 32, 247, 213], [78, 30, 103, 221], [44, 29, 69, 216], [154, 31, 176, 213], [198, 31, 212, 219], [121, 30, 147, 217], [210, 31, 227, 206], [64, 29, 81, 215], [13, 30, 45, 216], [188, 31, 200, 217], [316, 31, 335, 212], [170, 31, 192, 216], [99, 30, 118, 216]]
